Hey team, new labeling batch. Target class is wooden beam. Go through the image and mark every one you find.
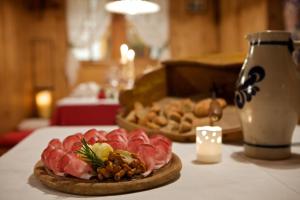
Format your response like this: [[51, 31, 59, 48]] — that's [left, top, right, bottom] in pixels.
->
[[111, 14, 126, 61]]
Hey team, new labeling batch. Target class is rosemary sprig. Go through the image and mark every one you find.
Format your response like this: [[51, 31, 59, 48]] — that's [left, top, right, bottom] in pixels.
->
[[76, 139, 104, 170]]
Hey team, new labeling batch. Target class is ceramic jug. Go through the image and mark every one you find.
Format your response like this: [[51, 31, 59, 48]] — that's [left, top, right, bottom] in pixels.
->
[[235, 31, 300, 160]]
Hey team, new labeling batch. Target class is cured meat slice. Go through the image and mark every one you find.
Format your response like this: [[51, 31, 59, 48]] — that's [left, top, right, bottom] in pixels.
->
[[84, 129, 107, 145], [150, 135, 171, 147], [106, 129, 128, 150], [128, 129, 150, 144], [127, 138, 146, 154], [47, 148, 66, 176], [41, 145, 55, 168], [63, 133, 83, 152], [48, 138, 63, 149], [105, 140, 127, 151], [62, 153, 94, 179], [83, 129, 98, 141], [137, 144, 156, 176], [106, 128, 128, 144], [150, 135, 172, 169]]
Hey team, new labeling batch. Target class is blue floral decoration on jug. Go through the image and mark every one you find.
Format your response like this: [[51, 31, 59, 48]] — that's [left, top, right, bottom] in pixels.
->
[[235, 66, 265, 109]]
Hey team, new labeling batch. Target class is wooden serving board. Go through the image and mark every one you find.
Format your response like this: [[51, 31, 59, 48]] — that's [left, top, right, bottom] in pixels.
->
[[117, 106, 242, 143], [34, 153, 182, 196]]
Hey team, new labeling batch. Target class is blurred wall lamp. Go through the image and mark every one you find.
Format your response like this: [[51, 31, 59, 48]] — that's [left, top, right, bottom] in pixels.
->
[[35, 90, 52, 118]]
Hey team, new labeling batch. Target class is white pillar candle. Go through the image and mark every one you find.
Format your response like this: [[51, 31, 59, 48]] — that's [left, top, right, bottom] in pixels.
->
[[120, 44, 128, 64], [196, 126, 222, 163], [125, 49, 135, 88]]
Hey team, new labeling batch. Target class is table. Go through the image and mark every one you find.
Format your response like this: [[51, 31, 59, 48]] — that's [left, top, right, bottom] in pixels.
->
[[51, 98, 120, 125], [0, 126, 300, 200]]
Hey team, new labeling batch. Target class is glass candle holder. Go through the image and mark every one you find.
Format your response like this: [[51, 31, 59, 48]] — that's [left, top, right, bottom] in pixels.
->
[[196, 126, 222, 163]]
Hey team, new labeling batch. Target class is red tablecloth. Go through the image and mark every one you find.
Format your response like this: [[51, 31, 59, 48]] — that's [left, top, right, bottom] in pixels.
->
[[51, 104, 121, 126], [0, 130, 33, 147]]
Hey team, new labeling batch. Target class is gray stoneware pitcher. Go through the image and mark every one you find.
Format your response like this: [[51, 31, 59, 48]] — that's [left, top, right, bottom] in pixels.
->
[[235, 30, 300, 160]]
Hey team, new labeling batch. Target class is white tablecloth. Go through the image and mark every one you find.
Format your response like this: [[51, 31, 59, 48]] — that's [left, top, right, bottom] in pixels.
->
[[57, 97, 119, 106], [1, 126, 300, 200]]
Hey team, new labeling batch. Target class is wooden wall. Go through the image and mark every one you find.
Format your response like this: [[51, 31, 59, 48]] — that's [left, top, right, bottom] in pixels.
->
[[170, 0, 219, 58], [219, 0, 284, 53], [0, 0, 68, 133], [170, 0, 284, 58]]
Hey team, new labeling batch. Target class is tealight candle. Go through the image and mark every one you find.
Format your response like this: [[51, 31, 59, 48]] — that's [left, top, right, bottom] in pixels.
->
[[196, 126, 222, 163]]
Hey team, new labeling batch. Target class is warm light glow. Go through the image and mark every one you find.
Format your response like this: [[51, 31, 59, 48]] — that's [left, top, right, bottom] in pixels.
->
[[127, 49, 135, 61], [36, 90, 52, 118], [120, 44, 129, 64], [105, 0, 160, 15], [196, 126, 222, 163], [36, 91, 52, 106]]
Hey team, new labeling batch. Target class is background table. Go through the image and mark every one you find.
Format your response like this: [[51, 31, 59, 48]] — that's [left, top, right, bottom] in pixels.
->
[[0, 126, 300, 200], [51, 98, 120, 125]]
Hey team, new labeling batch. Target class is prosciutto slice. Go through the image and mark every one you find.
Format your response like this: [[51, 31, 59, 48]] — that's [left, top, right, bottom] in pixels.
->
[[41, 145, 55, 168], [128, 129, 150, 144], [47, 148, 66, 176], [150, 135, 172, 169], [106, 128, 128, 150], [61, 153, 94, 179], [63, 133, 83, 152], [48, 138, 63, 149], [84, 129, 107, 145], [136, 144, 156, 176]]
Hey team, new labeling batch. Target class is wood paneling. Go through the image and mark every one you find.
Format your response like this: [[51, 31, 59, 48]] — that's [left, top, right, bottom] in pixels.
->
[[111, 14, 126, 60], [219, 0, 284, 53], [0, 0, 68, 133], [170, 0, 219, 58], [31, 39, 54, 88]]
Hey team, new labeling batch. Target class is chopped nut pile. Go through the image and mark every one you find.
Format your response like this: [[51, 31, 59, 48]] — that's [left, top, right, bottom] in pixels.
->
[[97, 152, 146, 181]]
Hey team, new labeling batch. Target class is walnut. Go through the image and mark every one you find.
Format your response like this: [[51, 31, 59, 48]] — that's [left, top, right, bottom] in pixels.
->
[[181, 99, 195, 113], [125, 110, 136, 123], [194, 98, 227, 118], [146, 111, 157, 121], [146, 121, 160, 129], [179, 121, 192, 133], [154, 115, 168, 127], [168, 111, 181, 123], [150, 103, 161, 113], [182, 112, 195, 124]]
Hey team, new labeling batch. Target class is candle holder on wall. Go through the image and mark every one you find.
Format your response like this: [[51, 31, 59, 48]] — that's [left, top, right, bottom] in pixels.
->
[[34, 88, 53, 118]]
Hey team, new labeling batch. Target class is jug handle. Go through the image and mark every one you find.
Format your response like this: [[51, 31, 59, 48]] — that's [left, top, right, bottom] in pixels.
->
[[293, 41, 300, 118], [293, 40, 300, 72]]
